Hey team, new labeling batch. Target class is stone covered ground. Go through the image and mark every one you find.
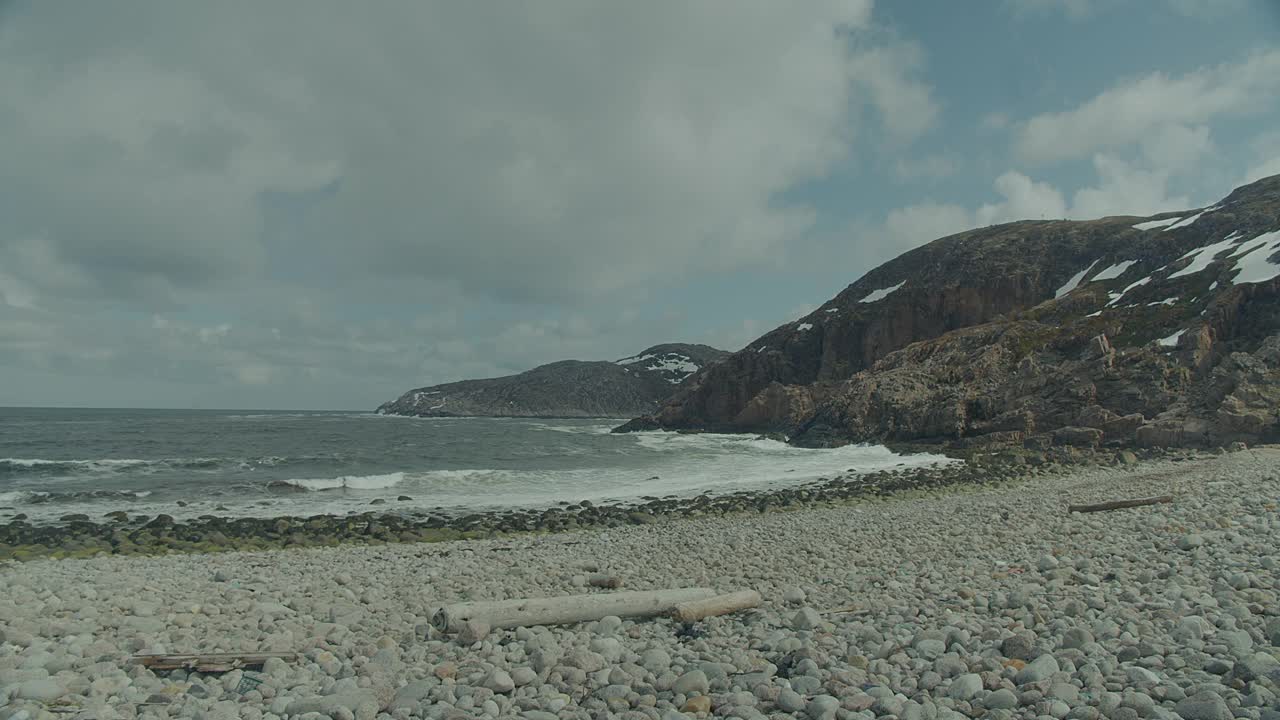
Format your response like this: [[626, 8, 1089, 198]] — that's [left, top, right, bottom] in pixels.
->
[[1, 448, 1278, 720]]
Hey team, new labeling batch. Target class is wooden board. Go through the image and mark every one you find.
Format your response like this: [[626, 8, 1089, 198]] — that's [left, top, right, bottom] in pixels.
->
[[132, 652, 296, 672], [1067, 495, 1173, 513]]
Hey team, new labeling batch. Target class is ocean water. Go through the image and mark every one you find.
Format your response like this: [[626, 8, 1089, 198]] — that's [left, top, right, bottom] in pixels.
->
[[0, 408, 951, 524]]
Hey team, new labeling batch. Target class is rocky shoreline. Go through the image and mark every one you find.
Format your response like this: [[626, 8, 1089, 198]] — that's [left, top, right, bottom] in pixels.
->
[[0, 444, 1218, 562], [1, 446, 1276, 720]]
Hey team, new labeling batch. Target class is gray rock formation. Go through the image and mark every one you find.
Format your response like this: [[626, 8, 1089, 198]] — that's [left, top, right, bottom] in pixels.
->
[[618, 174, 1280, 449], [377, 344, 727, 418]]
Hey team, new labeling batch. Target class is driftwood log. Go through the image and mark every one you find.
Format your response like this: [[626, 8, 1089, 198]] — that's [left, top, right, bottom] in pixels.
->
[[132, 652, 296, 672], [1068, 495, 1173, 513], [671, 590, 762, 623], [432, 588, 717, 633]]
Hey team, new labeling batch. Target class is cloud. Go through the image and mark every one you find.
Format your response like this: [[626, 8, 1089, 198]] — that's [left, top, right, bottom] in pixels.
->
[[1242, 130, 1280, 185], [884, 202, 974, 248], [1244, 157, 1280, 185], [1069, 154, 1190, 219], [1015, 49, 1280, 165], [976, 171, 1068, 224], [847, 40, 940, 143], [0, 1, 957, 407], [881, 172, 1068, 252], [0, 1, 926, 311], [0, 55, 338, 307], [1139, 123, 1214, 174], [880, 156, 1195, 251]]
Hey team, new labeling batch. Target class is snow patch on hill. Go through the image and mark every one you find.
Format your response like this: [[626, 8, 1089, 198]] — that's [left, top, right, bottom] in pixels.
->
[[616, 352, 702, 383], [858, 281, 905, 304]]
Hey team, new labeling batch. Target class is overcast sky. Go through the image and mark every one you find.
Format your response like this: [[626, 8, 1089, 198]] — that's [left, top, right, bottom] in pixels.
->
[[2, 1, 1278, 410]]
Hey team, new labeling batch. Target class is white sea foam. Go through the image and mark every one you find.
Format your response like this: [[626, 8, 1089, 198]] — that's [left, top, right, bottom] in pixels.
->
[[0, 457, 249, 476], [267, 434, 954, 517], [0, 489, 154, 505], [6, 420, 954, 524], [279, 472, 406, 491], [1, 457, 150, 468], [527, 422, 620, 435], [0, 490, 34, 504]]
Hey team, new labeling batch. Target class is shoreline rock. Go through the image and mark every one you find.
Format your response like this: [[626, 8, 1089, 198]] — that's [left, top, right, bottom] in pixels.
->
[[1, 447, 1276, 720], [0, 444, 1221, 562]]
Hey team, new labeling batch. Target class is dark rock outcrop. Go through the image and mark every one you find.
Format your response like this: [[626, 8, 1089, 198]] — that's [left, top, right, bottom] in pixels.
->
[[377, 344, 727, 418], [618, 174, 1280, 449]]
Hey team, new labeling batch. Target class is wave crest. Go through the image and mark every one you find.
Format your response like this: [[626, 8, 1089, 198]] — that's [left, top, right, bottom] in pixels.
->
[[268, 472, 405, 492], [0, 455, 344, 477], [0, 489, 153, 506]]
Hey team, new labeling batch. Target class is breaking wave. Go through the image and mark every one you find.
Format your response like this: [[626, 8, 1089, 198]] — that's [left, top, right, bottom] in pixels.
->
[[0, 489, 153, 506], [268, 472, 406, 492], [0, 455, 344, 477]]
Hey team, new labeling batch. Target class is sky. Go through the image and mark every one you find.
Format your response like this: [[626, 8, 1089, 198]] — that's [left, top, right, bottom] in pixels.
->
[[1, 1, 1279, 410]]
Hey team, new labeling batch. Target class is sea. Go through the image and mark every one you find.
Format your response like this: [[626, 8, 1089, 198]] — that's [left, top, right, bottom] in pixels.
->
[[0, 408, 952, 524]]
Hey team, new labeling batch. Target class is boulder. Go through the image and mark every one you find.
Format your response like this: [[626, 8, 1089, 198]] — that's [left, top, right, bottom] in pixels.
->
[[1051, 426, 1103, 448]]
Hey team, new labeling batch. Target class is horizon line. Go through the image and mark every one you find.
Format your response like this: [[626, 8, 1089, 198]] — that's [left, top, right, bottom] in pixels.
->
[[0, 405, 371, 413]]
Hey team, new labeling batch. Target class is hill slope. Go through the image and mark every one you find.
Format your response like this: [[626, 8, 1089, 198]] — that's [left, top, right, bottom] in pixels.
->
[[617, 175, 1280, 450], [377, 344, 727, 418]]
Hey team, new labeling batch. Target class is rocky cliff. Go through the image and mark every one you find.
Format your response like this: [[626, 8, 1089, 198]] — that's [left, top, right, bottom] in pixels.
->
[[617, 175, 1280, 450], [377, 344, 727, 418]]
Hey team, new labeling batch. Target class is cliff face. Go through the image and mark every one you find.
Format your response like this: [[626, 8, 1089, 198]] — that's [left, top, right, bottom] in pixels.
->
[[618, 175, 1280, 449], [376, 344, 727, 418]]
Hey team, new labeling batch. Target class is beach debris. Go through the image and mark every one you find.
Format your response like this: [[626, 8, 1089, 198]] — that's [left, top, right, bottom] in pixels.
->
[[823, 605, 870, 616], [458, 619, 491, 644], [131, 652, 296, 673], [1067, 495, 1173, 513], [235, 672, 265, 695], [670, 590, 762, 623], [674, 623, 707, 641], [431, 588, 718, 634]]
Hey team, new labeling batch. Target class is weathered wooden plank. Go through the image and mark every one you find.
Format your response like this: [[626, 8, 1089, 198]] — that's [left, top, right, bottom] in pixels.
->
[[671, 590, 762, 623], [432, 588, 717, 633], [132, 652, 296, 671], [1067, 495, 1173, 513]]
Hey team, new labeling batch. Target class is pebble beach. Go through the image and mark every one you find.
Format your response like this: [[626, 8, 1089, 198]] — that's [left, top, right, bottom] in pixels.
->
[[2, 447, 1278, 720]]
